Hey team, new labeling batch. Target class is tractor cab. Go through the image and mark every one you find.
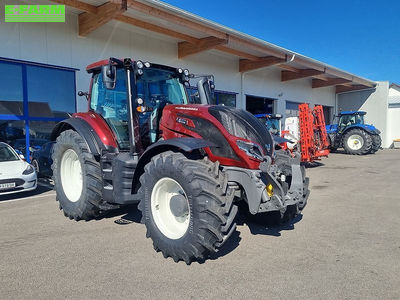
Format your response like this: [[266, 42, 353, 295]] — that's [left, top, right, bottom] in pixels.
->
[[337, 111, 366, 131], [86, 58, 195, 151], [254, 113, 282, 136]]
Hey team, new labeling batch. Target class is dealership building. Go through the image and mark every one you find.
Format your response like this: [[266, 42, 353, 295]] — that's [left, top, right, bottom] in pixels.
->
[[1, 0, 397, 160]]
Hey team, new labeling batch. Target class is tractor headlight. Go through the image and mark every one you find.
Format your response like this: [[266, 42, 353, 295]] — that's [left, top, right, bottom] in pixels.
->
[[236, 140, 264, 161], [23, 164, 35, 175], [136, 60, 144, 69], [144, 61, 151, 68], [183, 69, 189, 76]]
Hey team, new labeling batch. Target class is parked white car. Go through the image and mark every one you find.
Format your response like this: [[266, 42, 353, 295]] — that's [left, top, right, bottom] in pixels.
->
[[0, 142, 37, 195]]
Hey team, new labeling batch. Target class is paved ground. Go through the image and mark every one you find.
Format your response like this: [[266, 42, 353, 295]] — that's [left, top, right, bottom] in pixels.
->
[[1, 150, 399, 299]]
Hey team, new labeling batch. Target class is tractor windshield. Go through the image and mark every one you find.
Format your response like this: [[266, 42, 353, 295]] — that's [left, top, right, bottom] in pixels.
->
[[136, 68, 189, 107], [136, 68, 189, 146], [339, 114, 364, 128]]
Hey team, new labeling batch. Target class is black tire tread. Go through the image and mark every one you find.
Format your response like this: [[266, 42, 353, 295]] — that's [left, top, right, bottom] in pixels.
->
[[137, 151, 237, 264], [370, 134, 382, 153], [52, 130, 104, 221]]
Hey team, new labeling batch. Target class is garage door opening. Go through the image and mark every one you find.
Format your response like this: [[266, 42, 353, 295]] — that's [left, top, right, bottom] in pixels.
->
[[246, 95, 275, 114], [321, 105, 333, 125]]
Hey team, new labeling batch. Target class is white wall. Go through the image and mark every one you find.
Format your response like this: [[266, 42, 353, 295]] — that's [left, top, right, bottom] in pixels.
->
[[387, 86, 400, 146], [387, 106, 400, 147], [0, 0, 336, 116], [389, 86, 400, 97]]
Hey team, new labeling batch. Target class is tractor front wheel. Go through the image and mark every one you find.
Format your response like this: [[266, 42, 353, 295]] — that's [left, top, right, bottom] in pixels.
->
[[138, 151, 238, 264], [52, 130, 104, 221], [343, 129, 372, 155]]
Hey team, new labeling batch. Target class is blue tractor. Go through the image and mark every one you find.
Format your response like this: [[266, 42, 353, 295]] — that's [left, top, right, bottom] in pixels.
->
[[326, 111, 381, 155]]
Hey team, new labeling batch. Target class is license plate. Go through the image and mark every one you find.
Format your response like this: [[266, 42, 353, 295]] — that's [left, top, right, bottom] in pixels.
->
[[0, 182, 16, 190]]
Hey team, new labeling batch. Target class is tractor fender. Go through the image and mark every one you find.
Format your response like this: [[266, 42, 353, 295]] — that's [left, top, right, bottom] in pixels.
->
[[132, 137, 216, 192], [342, 124, 379, 136], [50, 118, 107, 157]]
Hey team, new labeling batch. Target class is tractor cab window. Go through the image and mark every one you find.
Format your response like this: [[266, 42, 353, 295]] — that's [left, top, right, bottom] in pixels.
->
[[339, 114, 364, 129], [136, 68, 188, 107], [136, 68, 189, 145], [90, 69, 130, 149]]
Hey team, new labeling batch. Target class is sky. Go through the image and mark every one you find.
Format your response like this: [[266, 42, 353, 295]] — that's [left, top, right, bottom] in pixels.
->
[[162, 0, 400, 83]]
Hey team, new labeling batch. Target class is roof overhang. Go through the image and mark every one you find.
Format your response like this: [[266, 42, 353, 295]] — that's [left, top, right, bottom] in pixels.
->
[[50, 0, 376, 93]]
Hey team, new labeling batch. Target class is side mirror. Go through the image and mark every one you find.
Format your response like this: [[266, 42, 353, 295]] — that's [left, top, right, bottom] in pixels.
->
[[102, 64, 117, 89]]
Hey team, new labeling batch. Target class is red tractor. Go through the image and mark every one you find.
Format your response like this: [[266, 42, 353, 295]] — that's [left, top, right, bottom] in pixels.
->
[[50, 58, 309, 264]]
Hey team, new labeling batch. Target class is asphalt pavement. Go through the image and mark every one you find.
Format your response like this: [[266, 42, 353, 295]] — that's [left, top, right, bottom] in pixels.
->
[[1, 150, 399, 299]]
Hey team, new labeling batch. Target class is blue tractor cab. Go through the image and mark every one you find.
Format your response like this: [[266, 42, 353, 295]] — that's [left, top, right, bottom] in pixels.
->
[[254, 113, 282, 136], [326, 111, 381, 155]]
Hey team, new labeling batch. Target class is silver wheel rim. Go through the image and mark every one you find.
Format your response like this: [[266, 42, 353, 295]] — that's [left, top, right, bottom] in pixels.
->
[[60, 149, 83, 203], [151, 177, 190, 240], [347, 134, 364, 150]]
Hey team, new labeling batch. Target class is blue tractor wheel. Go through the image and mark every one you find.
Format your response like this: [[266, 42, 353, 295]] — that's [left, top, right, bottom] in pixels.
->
[[370, 135, 382, 154], [342, 128, 373, 155]]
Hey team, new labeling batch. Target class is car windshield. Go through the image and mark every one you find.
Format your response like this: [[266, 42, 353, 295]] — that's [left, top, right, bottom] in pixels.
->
[[339, 114, 364, 127], [0, 145, 20, 162]]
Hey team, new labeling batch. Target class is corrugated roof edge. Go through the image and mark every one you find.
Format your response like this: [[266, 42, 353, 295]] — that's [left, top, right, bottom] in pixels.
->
[[144, 0, 375, 86], [390, 83, 400, 89], [389, 96, 400, 105]]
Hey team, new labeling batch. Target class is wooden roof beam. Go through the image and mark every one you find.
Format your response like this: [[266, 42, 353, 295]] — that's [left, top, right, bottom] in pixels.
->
[[336, 84, 373, 93], [282, 68, 325, 82], [115, 14, 198, 43], [178, 36, 228, 59], [312, 78, 352, 88], [51, 0, 97, 14], [239, 56, 285, 72], [79, 1, 127, 36]]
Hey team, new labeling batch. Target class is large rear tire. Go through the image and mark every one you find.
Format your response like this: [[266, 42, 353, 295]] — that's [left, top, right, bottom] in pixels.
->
[[343, 129, 372, 155], [138, 151, 237, 264], [52, 130, 104, 221], [370, 134, 382, 154]]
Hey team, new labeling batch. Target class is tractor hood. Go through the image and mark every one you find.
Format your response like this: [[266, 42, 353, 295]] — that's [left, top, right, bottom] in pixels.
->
[[208, 106, 274, 157]]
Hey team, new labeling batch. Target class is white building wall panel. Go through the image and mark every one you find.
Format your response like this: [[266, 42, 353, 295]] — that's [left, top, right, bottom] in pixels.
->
[[387, 106, 400, 147]]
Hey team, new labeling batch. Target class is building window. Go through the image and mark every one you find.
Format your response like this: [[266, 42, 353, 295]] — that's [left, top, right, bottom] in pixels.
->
[[246, 95, 275, 114], [286, 101, 301, 117], [186, 86, 237, 106], [27, 66, 76, 118], [0, 63, 23, 115], [0, 58, 77, 161], [216, 92, 236, 107]]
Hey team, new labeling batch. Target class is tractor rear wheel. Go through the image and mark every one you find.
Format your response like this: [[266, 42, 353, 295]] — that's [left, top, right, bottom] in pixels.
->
[[343, 129, 372, 155], [370, 134, 382, 154], [52, 130, 104, 221], [138, 151, 237, 264]]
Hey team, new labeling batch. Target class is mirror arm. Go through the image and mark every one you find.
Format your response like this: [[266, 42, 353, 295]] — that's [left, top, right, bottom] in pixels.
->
[[78, 91, 89, 101]]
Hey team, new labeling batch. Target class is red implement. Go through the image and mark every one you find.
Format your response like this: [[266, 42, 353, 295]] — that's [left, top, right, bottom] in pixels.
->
[[299, 104, 330, 162]]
